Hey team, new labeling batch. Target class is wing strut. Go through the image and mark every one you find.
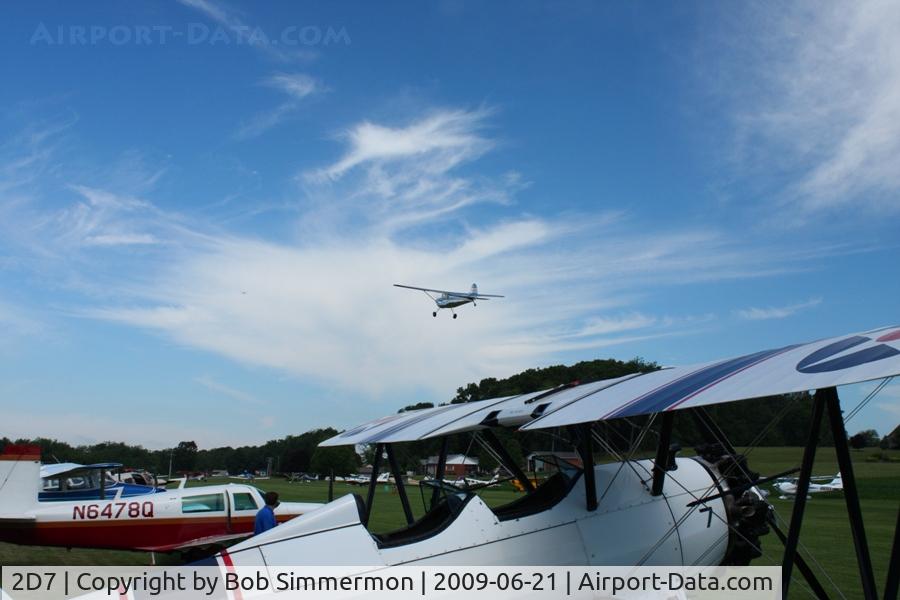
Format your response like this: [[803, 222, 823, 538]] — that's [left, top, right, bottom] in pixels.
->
[[651, 411, 675, 497], [478, 430, 534, 493], [386, 444, 414, 526], [569, 425, 597, 511], [782, 391, 826, 599], [823, 388, 878, 600], [885, 509, 899, 600], [783, 388, 879, 600], [363, 444, 383, 527], [431, 438, 449, 510]]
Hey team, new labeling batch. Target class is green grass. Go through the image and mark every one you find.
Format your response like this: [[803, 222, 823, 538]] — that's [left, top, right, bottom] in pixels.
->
[[2, 447, 897, 600]]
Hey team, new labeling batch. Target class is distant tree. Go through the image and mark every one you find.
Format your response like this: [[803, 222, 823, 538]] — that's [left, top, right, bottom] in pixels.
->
[[172, 440, 198, 472], [399, 402, 434, 413], [850, 429, 880, 450], [310, 446, 359, 477]]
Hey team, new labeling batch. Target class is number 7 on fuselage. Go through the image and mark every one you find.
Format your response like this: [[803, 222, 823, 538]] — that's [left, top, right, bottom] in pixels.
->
[[393, 283, 504, 319]]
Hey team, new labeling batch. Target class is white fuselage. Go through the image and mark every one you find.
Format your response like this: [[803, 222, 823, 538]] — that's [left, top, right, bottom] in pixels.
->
[[218, 458, 733, 568], [435, 293, 475, 309]]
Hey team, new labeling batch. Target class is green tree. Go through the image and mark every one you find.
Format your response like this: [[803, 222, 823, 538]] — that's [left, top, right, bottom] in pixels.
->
[[310, 446, 359, 477]]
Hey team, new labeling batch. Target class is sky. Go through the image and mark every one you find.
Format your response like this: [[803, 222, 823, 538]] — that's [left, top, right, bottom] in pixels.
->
[[0, 1, 898, 450]]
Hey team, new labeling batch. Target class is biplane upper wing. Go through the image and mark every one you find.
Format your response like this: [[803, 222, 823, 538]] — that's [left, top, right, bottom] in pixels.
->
[[422, 373, 643, 439], [318, 393, 540, 446], [522, 325, 900, 430], [319, 325, 900, 447]]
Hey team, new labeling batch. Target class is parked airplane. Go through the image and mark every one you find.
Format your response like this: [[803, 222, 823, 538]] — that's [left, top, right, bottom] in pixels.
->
[[774, 473, 843, 499], [40, 462, 164, 501], [199, 323, 899, 593], [451, 474, 501, 489], [394, 283, 503, 318], [0, 447, 322, 553]]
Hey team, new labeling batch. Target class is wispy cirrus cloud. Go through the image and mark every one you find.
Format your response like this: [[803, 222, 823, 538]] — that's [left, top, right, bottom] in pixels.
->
[[235, 73, 326, 139], [0, 108, 866, 401], [177, 0, 317, 63], [716, 1, 900, 217], [735, 297, 822, 321], [195, 375, 265, 407]]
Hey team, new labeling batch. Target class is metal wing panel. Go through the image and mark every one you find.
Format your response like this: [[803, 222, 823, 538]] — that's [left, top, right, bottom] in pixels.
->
[[319, 397, 525, 446], [522, 325, 900, 430], [423, 374, 643, 439], [393, 284, 455, 295]]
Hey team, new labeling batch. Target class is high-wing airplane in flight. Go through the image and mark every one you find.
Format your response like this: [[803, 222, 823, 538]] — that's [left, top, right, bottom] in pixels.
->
[[393, 283, 504, 318]]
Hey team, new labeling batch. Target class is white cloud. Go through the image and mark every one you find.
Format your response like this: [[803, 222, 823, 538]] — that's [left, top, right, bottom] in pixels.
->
[[177, 0, 316, 63], [312, 108, 493, 181], [235, 73, 325, 139], [266, 73, 322, 99], [0, 108, 863, 406], [735, 297, 822, 321], [195, 375, 265, 407], [719, 1, 900, 215]]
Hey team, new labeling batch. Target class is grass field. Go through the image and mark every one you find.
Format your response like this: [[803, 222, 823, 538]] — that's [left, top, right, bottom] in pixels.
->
[[1, 447, 897, 599]]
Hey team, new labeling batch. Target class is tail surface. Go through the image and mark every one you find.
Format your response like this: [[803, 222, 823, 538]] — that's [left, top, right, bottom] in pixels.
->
[[0, 444, 41, 515]]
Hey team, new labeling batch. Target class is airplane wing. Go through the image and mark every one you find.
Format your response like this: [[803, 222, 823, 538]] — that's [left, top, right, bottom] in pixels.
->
[[522, 324, 900, 430], [393, 284, 458, 295], [40, 463, 123, 479], [318, 393, 537, 446], [322, 325, 900, 444]]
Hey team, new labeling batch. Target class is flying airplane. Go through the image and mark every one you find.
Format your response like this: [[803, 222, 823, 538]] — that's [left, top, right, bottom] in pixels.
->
[[196, 324, 899, 600], [394, 283, 503, 318], [0, 447, 322, 554], [773, 473, 843, 499]]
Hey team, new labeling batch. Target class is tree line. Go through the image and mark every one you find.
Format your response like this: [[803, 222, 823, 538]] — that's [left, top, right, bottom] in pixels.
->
[[3, 357, 897, 476]]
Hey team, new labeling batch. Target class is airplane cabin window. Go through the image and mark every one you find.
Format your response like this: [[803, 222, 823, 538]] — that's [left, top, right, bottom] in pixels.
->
[[181, 493, 225, 513], [232, 493, 258, 511]]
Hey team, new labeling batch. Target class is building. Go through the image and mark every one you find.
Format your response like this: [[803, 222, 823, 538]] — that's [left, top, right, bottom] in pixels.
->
[[526, 451, 583, 472], [421, 454, 479, 477]]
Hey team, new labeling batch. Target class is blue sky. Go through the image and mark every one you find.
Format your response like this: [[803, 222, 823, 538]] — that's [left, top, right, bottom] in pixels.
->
[[1, 1, 898, 449]]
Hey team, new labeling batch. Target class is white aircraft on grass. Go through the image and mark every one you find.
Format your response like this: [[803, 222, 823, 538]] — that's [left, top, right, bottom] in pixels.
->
[[774, 473, 843, 499], [394, 283, 503, 319]]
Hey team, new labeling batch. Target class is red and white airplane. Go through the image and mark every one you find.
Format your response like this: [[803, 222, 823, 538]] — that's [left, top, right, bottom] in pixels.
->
[[0, 445, 321, 553]]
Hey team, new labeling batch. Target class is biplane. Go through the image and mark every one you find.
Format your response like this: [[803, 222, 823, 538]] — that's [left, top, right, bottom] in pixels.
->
[[0, 450, 322, 553], [204, 325, 899, 600], [393, 283, 503, 318]]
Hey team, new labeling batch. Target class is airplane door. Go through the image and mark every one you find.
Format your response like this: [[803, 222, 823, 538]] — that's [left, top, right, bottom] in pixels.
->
[[225, 491, 233, 533], [227, 489, 261, 536]]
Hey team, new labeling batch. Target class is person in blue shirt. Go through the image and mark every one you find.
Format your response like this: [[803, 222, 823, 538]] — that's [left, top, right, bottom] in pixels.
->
[[254, 491, 279, 534]]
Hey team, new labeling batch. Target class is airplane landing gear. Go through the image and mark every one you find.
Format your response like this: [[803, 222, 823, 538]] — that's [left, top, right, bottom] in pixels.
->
[[453, 313, 458, 319], [433, 312, 437, 317]]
